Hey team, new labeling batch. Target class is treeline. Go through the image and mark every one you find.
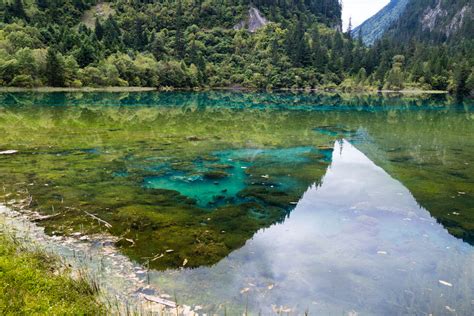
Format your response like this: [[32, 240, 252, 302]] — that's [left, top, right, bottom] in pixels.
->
[[0, 0, 472, 95]]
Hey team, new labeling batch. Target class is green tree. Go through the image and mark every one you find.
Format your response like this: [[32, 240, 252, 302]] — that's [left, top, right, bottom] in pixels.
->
[[466, 69, 474, 97], [346, 17, 353, 40], [15, 48, 37, 78], [45, 48, 65, 86], [384, 55, 405, 90], [36, 0, 48, 9], [75, 40, 97, 68], [175, 0, 186, 59], [0, 59, 18, 85], [102, 16, 121, 49], [453, 62, 470, 96], [10, 74, 34, 87], [10, 0, 27, 20], [95, 19, 104, 41], [64, 55, 79, 87], [356, 67, 367, 85]]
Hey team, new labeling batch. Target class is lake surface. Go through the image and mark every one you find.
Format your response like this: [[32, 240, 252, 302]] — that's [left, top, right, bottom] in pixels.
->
[[0, 92, 473, 314]]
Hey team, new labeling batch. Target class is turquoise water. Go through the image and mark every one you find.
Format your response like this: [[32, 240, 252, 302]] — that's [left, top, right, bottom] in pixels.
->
[[152, 140, 474, 315], [143, 153, 251, 208], [143, 146, 327, 207], [0, 91, 473, 314]]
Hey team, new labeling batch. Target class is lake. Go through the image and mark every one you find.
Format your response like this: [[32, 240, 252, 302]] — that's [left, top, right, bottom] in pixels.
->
[[0, 91, 473, 314]]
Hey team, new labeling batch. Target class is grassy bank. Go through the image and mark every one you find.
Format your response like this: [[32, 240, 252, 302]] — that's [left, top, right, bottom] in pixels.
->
[[0, 229, 104, 315]]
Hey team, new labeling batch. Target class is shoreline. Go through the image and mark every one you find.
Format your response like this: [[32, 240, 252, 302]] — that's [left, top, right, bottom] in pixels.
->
[[0, 202, 192, 315], [0, 86, 450, 95], [0, 86, 158, 93], [378, 89, 448, 95]]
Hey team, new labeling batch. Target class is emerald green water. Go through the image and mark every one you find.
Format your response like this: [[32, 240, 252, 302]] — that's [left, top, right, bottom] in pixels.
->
[[0, 92, 473, 314]]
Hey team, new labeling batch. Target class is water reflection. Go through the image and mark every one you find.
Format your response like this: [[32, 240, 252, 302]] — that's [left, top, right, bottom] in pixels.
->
[[152, 140, 474, 314]]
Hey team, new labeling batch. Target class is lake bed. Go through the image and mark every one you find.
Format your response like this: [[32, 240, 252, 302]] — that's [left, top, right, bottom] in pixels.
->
[[0, 91, 472, 314]]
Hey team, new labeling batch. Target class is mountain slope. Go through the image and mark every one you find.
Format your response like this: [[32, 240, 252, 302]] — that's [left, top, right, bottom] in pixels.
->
[[385, 0, 473, 43], [0, 0, 345, 89], [352, 0, 410, 45], [355, 0, 473, 46], [0, 0, 472, 94]]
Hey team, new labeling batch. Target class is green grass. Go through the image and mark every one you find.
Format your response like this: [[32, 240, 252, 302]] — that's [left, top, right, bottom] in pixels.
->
[[0, 231, 105, 315]]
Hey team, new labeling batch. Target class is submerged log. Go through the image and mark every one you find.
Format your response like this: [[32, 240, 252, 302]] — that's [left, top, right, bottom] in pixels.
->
[[142, 294, 177, 308], [31, 213, 60, 222], [81, 209, 113, 228]]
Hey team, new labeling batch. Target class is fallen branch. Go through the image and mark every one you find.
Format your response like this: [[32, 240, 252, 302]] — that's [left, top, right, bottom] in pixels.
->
[[142, 294, 177, 308], [31, 213, 60, 222], [81, 210, 112, 228]]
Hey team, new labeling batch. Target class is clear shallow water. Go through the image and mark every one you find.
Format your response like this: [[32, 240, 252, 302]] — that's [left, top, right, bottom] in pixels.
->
[[0, 91, 473, 314], [143, 147, 324, 207], [153, 141, 474, 314]]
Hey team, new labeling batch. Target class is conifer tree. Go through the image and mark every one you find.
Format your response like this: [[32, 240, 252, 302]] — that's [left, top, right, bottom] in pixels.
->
[[45, 48, 65, 87], [95, 19, 104, 41], [175, 0, 186, 59]]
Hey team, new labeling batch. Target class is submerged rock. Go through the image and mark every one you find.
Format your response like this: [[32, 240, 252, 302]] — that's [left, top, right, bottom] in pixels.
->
[[185, 135, 203, 141], [203, 170, 229, 180], [209, 163, 234, 170]]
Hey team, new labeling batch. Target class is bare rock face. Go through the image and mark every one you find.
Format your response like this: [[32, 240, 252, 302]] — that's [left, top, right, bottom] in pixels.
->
[[234, 7, 269, 33], [421, 0, 473, 37], [422, 1, 447, 32], [447, 5, 470, 36]]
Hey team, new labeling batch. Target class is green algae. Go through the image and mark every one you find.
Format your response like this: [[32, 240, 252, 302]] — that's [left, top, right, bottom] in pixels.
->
[[0, 91, 473, 271]]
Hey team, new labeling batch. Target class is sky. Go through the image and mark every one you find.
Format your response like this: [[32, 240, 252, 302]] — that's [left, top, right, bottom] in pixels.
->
[[342, 0, 390, 31]]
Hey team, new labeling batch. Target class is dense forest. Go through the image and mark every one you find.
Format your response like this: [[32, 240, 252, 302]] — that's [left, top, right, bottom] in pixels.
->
[[0, 0, 473, 95]]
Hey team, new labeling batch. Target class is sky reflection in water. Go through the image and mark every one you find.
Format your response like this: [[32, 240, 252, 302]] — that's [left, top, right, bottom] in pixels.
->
[[0, 91, 472, 314], [152, 140, 474, 315]]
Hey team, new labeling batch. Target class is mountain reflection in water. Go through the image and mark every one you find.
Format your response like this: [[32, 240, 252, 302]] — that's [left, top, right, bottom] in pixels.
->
[[151, 140, 474, 315]]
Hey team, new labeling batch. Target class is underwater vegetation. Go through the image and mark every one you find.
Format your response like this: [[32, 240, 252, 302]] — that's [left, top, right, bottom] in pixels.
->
[[0, 91, 472, 270]]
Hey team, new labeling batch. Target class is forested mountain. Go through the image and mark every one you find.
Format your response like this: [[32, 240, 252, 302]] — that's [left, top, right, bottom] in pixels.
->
[[384, 0, 473, 44], [0, 0, 472, 95], [369, 0, 474, 95], [353, 0, 410, 46]]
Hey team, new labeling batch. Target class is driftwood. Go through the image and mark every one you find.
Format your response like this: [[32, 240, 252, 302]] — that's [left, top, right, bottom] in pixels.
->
[[31, 213, 60, 222], [142, 294, 177, 308], [81, 209, 113, 228]]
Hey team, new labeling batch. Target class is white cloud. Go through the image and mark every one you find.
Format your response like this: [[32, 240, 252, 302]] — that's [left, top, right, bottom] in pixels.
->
[[342, 0, 390, 31]]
